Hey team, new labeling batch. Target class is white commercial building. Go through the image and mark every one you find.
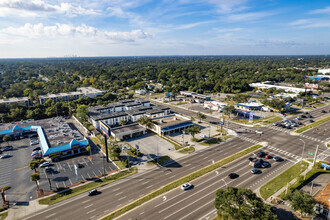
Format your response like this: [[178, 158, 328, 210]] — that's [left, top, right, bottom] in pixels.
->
[[203, 101, 227, 111], [0, 97, 31, 106], [249, 83, 310, 93], [318, 69, 330, 75]]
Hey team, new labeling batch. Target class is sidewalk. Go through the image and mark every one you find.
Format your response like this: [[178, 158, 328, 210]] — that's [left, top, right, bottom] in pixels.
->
[[7, 199, 47, 220]]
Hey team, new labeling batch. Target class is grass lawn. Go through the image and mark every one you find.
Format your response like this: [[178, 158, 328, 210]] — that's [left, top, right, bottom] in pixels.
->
[[0, 212, 8, 220], [178, 146, 195, 154], [259, 161, 309, 200], [313, 103, 326, 107], [102, 144, 262, 220], [147, 156, 171, 165], [262, 116, 283, 125], [39, 168, 137, 205], [295, 116, 330, 133]]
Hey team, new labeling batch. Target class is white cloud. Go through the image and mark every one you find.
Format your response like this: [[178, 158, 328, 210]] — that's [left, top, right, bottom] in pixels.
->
[[309, 6, 330, 14], [175, 21, 213, 30], [290, 19, 330, 28], [0, 0, 99, 17], [227, 11, 274, 22], [0, 23, 150, 43]]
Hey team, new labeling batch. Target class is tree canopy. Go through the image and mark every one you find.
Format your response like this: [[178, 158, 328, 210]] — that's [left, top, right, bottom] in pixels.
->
[[284, 190, 316, 216], [214, 187, 277, 220]]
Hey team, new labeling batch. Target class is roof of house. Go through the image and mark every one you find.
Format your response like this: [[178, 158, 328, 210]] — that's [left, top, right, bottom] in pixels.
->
[[314, 182, 330, 210]]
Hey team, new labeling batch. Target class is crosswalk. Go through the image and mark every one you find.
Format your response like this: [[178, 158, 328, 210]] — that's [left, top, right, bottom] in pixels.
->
[[299, 134, 325, 143], [236, 136, 300, 161], [317, 148, 330, 161], [266, 124, 326, 144]]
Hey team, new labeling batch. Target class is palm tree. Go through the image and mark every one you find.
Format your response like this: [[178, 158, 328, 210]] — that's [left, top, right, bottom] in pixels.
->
[[196, 112, 206, 123], [3, 135, 11, 146], [29, 159, 40, 172], [31, 173, 40, 190]]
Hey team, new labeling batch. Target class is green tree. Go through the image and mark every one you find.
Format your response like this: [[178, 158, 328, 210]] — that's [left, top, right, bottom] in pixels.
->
[[196, 112, 206, 123], [285, 190, 316, 216], [223, 105, 235, 119], [184, 126, 201, 139], [30, 173, 40, 190], [137, 116, 155, 129], [29, 159, 40, 172], [120, 120, 127, 126], [76, 105, 89, 122], [3, 135, 11, 146], [112, 146, 122, 160], [214, 187, 276, 220]]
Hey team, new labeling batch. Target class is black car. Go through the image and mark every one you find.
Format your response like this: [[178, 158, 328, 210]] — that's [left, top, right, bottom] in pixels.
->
[[321, 110, 327, 113], [310, 119, 314, 123], [45, 167, 55, 174], [301, 115, 307, 118], [33, 147, 41, 151], [308, 115, 313, 118], [254, 159, 264, 168], [228, 173, 239, 179], [76, 163, 84, 168], [305, 112, 309, 114], [298, 122, 303, 125], [248, 157, 257, 162], [3, 146, 13, 151], [257, 151, 266, 158], [88, 189, 99, 196]]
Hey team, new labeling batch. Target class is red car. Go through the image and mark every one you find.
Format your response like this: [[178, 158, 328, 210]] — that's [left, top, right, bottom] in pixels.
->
[[265, 154, 272, 159]]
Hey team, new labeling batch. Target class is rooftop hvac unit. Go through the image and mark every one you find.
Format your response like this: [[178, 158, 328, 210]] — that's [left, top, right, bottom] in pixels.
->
[[174, 117, 177, 120], [160, 119, 163, 123]]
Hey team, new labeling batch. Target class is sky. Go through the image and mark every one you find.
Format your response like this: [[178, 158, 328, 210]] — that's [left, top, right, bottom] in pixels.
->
[[1, 0, 330, 58]]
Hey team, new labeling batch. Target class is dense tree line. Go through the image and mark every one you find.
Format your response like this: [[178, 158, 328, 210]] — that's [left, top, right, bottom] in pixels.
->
[[0, 56, 328, 99]]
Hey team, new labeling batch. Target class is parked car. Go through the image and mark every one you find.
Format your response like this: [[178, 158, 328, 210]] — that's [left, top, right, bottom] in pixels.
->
[[228, 173, 239, 179], [248, 157, 257, 162], [301, 115, 307, 118], [251, 168, 260, 174], [181, 183, 194, 190], [257, 151, 266, 158], [305, 112, 309, 114], [3, 146, 13, 151], [199, 134, 207, 138], [298, 122, 303, 125], [309, 115, 313, 118], [273, 122, 278, 126], [0, 154, 12, 159], [253, 159, 264, 168], [40, 162, 52, 168], [45, 167, 55, 174], [76, 163, 84, 168], [33, 147, 41, 151], [31, 150, 42, 156], [88, 189, 99, 196]]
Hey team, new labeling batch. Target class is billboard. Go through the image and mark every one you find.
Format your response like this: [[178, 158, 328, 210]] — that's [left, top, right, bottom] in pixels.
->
[[304, 83, 318, 89], [99, 121, 110, 137]]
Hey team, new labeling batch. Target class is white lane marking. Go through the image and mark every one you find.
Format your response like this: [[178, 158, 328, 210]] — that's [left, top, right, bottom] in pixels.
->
[[45, 213, 57, 219], [86, 209, 96, 214], [146, 185, 154, 189], [115, 192, 123, 196], [112, 188, 121, 192], [118, 196, 127, 201], [84, 204, 93, 209], [139, 212, 144, 215], [82, 199, 91, 204], [142, 181, 150, 185]]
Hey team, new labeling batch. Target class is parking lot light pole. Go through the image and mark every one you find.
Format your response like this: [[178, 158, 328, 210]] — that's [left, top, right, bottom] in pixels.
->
[[299, 139, 305, 161]]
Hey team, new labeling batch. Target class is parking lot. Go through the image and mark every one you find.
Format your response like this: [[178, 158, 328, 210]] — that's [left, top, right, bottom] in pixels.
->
[[0, 121, 117, 203]]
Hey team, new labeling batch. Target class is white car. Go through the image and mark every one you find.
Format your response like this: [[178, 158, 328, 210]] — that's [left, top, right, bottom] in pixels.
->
[[255, 130, 263, 134], [181, 183, 193, 190]]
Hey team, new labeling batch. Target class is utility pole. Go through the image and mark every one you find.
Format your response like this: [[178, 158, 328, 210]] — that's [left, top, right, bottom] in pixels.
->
[[182, 131, 185, 148], [313, 145, 319, 167], [208, 125, 211, 138], [104, 134, 110, 162]]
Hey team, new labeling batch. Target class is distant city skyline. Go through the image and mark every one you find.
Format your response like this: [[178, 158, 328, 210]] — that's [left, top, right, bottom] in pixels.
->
[[1, 0, 330, 58]]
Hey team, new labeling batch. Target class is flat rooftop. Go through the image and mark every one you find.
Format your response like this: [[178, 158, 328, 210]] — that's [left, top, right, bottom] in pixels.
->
[[152, 115, 191, 128], [111, 124, 145, 135], [0, 97, 29, 104], [0, 117, 84, 148]]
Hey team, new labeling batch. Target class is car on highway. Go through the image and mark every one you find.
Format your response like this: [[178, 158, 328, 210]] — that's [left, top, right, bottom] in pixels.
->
[[3, 146, 13, 151], [273, 122, 278, 126], [321, 110, 327, 113], [257, 151, 266, 158], [301, 115, 307, 118], [305, 112, 309, 114], [308, 115, 313, 118], [0, 154, 12, 159], [33, 147, 41, 151], [228, 173, 239, 179], [251, 168, 260, 174], [181, 183, 194, 190], [298, 122, 303, 125], [273, 156, 282, 162], [265, 154, 272, 159], [88, 189, 99, 196], [309, 119, 314, 123], [40, 162, 52, 168], [255, 130, 263, 134], [261, 162, 270, 168]]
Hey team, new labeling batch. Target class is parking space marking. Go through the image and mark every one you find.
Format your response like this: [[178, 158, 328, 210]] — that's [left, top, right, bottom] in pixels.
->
[[92, 171, 97, 177], [67, 163, 72, 171], [81, 175, 85, 181], [87, 173, 91, 179], [98, 170, 102, 175], [69, 179, 73, 185]]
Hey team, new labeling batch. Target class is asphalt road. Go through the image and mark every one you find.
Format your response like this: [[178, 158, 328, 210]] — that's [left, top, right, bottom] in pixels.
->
[[21, 103, 329, 220]]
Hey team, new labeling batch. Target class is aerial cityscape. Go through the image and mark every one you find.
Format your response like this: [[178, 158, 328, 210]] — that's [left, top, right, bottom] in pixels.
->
[[0, 1, 330, 220]]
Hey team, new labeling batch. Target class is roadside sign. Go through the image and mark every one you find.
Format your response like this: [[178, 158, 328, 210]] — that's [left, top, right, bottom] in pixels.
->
[[308, 152, 314, 156]]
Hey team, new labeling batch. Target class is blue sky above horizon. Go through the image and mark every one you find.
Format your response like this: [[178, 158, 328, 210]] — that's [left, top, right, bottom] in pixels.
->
[[1, 0, 330, 58]]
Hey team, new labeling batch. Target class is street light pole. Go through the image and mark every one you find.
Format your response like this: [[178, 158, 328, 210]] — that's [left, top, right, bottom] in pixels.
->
[[299, 139, 305, 161]]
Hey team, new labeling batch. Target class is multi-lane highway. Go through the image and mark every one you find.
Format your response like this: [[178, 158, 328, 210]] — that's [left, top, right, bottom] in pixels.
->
[[21, 104, 329, 220]]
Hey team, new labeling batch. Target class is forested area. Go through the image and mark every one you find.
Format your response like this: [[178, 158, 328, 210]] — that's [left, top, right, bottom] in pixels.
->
[[0, 56, 328, 99], [0, 56, 328, 123]]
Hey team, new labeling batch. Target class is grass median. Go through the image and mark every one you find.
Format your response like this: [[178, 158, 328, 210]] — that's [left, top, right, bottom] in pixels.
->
[[295, 116, 330, 133], [102, 144, 262, 220], [39, 168, 137, 205], [0, 212, 8, 220], [259, 161, 309, 200], [147, 156, 171, 165]]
